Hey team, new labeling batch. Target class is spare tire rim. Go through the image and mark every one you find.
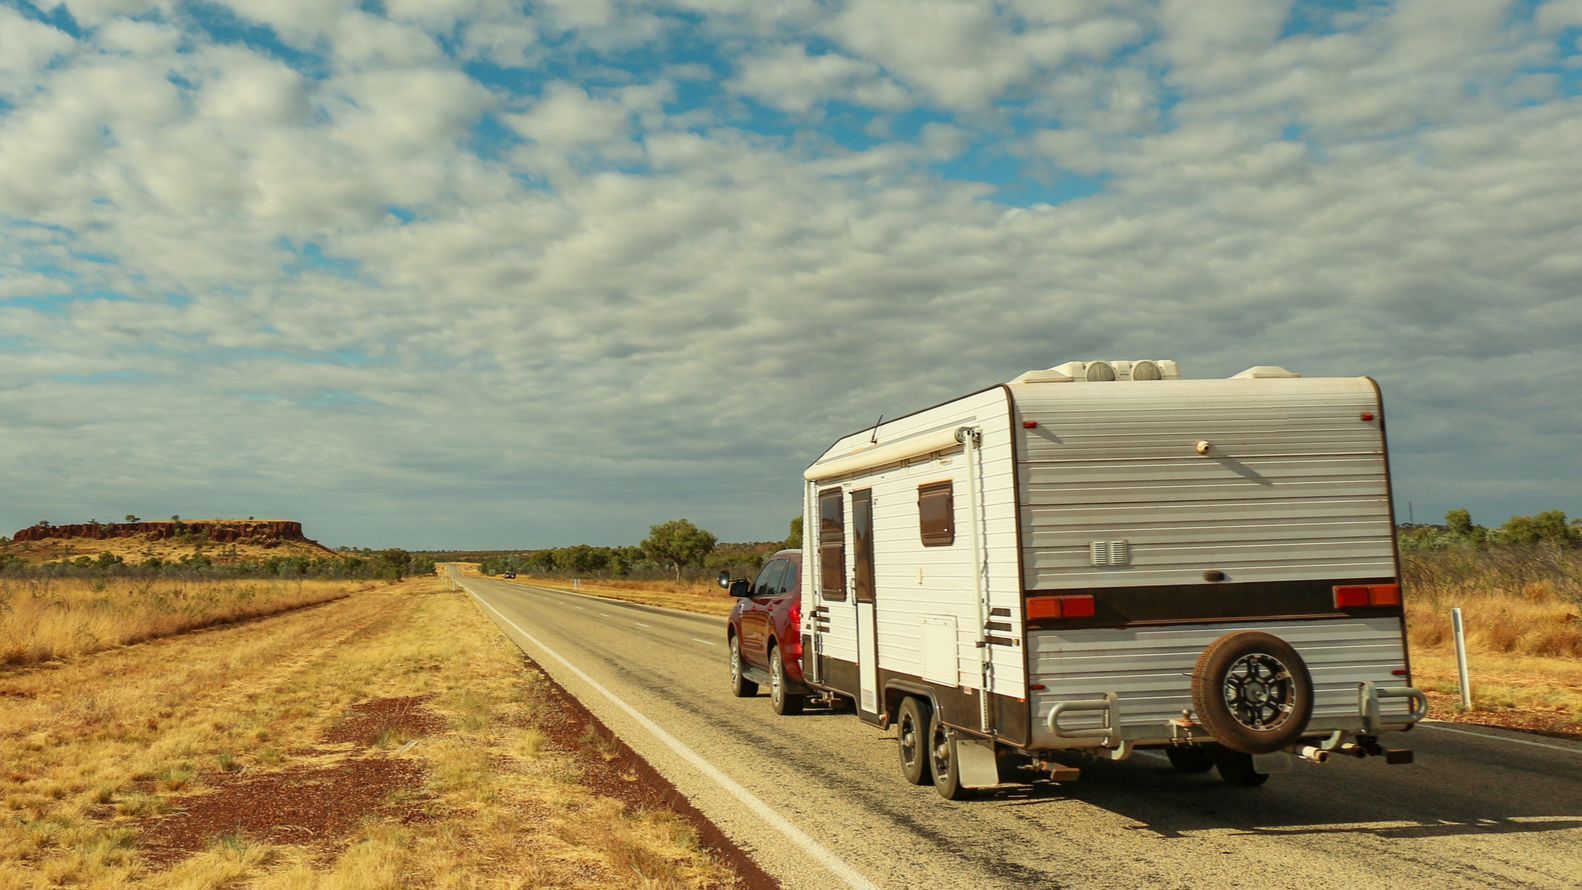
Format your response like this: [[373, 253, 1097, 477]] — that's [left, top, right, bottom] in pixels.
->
[[1223, 653, 1295, 731]]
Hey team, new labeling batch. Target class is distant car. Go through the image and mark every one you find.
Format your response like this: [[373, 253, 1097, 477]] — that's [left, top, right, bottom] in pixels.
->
[[721, 549, 809, 714], [502, 572, 516, 579]]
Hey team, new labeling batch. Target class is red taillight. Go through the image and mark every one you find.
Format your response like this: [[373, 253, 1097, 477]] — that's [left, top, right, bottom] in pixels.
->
[[1334, 585, 1371, 609], [1027, 594, 1096, 621], [1023, 420, 1039, 429], [1334, 584, 1401, 609], [1060, 594, 1096, 619], [1370, 584, 1401, 606], [1361, 412, 1375, 421]]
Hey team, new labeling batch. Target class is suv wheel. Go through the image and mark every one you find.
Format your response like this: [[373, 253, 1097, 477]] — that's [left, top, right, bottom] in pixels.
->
[[729, 635, 758, 698], [769, 646, 804, 715]]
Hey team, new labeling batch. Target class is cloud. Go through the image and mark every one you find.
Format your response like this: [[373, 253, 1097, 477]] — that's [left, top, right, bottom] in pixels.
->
[[0, 1, 1578, 547], [827, 0, 1142, 109], [731, 44, 909, 114]]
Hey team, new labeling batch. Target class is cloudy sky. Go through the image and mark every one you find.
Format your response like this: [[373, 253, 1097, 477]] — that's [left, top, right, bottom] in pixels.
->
[[1, 0, 1579, 550]]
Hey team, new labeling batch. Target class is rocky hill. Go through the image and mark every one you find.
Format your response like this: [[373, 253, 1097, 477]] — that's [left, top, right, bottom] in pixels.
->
[[5, 520, 338, 565]]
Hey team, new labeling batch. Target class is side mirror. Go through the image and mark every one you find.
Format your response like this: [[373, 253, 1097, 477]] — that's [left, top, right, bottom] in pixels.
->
[[728, 579, 751, 598], [717, 571, 731, 589]]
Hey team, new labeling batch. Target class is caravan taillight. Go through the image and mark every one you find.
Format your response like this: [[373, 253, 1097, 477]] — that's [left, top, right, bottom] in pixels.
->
[[1334, 584, 1401, 609], [1026, 594, 1096, 621]]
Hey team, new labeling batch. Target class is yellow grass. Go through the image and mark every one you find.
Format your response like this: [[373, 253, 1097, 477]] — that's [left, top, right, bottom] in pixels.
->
[[1403, 556, 1582, 735], [0, 578, 737, 888], [1411, 649, 1582, 735], [499, 576, 737, 616], [0, 576, 363, 668]]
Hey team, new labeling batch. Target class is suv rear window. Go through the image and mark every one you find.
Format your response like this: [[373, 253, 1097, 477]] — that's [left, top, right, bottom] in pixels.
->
[[753, 559, 788, 597]]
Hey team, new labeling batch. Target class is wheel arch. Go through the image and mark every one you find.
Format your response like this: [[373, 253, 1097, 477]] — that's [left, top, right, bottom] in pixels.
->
[[882, 679, 939, 727]]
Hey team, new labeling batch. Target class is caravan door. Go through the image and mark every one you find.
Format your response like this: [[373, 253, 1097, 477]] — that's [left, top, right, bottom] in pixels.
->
[[851, 488, 879, 716]]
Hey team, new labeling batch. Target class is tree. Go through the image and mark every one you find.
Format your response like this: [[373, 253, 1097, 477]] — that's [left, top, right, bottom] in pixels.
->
[[785, 515, 803, 550], [642, 519, 717, 581], [124, 514, 140, 523], [171, 514, 181, 522], [1498, 510, 1579, 547]]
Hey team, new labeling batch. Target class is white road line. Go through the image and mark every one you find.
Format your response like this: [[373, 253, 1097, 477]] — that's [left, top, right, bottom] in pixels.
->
[[1419, 721, 1582, 755], [692, 638, 718, 647], [461, 582, 875, 890], [600, 612, 613, 618], [634, 621, 652, 628]]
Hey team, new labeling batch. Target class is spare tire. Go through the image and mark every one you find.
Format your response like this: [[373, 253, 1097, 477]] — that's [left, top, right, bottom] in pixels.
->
[[1191, 631, 1314, 755]]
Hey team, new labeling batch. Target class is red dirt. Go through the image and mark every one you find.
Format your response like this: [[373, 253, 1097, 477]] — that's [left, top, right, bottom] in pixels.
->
[[521, 654, 780, 890], [322, 695, 447, 747], [138, 756, 429, 864], [1424, 691, 1582, 740]]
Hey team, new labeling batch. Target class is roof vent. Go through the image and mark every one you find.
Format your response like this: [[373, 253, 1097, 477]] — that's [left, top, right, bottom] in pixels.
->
[[1232, 366, 1301, 379], [1028, 360, 1181, 382], [1084, 361, 1116, 381]]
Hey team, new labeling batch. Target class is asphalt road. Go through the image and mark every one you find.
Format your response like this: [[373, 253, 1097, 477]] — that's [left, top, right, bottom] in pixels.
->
[[453, 572, 1582, 889]]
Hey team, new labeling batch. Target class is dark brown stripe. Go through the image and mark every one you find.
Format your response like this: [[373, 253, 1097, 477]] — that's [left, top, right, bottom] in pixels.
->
[[1025, 577, 1400, 629]]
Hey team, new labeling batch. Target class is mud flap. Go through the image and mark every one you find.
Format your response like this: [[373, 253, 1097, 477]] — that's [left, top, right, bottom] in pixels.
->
[[957, 737, 1002, 788]]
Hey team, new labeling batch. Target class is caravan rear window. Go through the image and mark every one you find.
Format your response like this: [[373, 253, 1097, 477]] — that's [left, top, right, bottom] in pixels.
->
[[818, 488, 846, 600], [918, 481, 955, 546]]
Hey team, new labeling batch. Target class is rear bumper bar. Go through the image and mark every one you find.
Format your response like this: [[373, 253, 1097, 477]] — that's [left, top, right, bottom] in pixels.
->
[[1042, 681, 1429, 758]]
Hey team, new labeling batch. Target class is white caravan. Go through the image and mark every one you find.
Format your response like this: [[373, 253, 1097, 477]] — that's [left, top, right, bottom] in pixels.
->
[[797, 359, 1426, 797]]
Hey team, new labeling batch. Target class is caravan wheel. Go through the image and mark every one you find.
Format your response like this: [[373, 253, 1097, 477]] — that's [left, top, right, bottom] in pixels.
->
[[896, 697, 931, 785], [1165, 746, 1217, 773], [1214, 750, 1270, 787], [929, 719, 971, 800]]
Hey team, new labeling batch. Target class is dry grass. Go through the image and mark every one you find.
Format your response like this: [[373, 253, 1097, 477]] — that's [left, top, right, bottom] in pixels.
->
[[500, 577, 737, 616], [0, 578, 740, 888], [0, 576, 362, 668], [1402, 548, 1582, 736]]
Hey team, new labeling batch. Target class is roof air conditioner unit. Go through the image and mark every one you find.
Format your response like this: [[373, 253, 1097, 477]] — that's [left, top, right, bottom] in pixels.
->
[[1232, 366, 1301, 379]]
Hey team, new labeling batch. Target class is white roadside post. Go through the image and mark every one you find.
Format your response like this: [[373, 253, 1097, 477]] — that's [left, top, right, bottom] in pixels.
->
[[1451, 607, 1472, 710]]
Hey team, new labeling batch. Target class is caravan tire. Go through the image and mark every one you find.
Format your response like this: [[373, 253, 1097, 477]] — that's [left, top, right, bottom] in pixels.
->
[[929, 718, 972, 800], [896, 697, 931, 785], [769, 646, 804, 715], [1191, 631, 1314, 755], [729, 635, 758, 698], [1215, 750, 1270, 787], [1165, 746, 1218, 773]]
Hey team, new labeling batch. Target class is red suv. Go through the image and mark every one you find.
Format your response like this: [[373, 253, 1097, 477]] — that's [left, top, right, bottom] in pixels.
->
[[720, 549, 808, 714]]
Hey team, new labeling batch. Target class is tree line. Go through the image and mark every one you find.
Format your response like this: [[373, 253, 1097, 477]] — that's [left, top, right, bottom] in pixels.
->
[[0, 546, 429, 581], [1399, 508, 1582, 550], [477, 517, 800, 581]]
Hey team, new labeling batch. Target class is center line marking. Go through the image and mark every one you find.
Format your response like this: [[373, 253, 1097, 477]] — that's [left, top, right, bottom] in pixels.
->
[[692, 638, 717, 646], [459, 580, 874, 890], [634, 621, 652, 628]]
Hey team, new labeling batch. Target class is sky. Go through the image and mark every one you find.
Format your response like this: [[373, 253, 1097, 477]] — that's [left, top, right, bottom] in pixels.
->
[[1, 0, 1579, 550]]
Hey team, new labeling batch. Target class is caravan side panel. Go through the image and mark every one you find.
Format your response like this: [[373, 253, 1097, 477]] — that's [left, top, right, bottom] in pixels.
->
[[805, 387, 1025, 701]]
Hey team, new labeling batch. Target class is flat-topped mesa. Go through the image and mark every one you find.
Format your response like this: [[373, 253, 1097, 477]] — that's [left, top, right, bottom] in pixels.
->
[[12, 520, 310, 547]]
